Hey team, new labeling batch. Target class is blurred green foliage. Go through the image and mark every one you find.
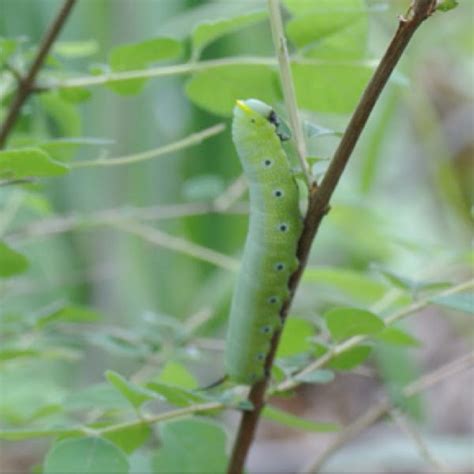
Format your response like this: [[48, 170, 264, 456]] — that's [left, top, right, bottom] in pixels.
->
[[0, 0, 472, 472]]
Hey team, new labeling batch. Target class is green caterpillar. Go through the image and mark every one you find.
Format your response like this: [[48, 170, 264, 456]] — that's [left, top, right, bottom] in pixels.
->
[[225, 99, 303, 384]]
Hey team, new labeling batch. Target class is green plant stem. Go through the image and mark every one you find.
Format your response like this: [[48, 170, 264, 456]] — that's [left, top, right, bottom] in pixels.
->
[[227, 2, 440, 472], [6, 201, 248, 244], [0, 0, 77, 148], [112, 220, 239, 271], [390, 409, 450, 473], [267, 0, 310, 185], [70, 123, 225, 168], [47, 56, 377, 90]]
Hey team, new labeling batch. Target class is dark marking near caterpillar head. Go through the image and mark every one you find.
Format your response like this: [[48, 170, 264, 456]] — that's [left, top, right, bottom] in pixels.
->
[[256, 353, 265, 361], [263, 159, 273, 168], [273, 189, 284, 198], [275, 262, 285, 271], [278, 223, 289, 232], [268, 296, 278, 304], [250, 118, 255, 123], [267, 110, 290, 142]]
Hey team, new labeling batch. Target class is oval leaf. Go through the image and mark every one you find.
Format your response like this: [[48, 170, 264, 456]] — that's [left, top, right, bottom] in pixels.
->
[[105, 370, 156, 409], [324, 307, 384, 341], [328, 345, 372, 370], [107, 37, 182, 95], [152, 419, 228, 473], [0, 148, 69, 179], [185, 65, 280, 117], [263, 405, 338, 432], [0, 242, 29, 278], [44, 437, 129, 474]]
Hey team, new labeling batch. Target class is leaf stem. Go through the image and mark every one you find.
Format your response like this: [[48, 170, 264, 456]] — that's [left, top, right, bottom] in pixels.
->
[[267, 0, 311, 185], [71, 123, 225, 168], [46, 56, 377, 90]]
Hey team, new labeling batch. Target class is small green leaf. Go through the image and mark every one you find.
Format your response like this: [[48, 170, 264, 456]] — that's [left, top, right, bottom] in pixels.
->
[[44, 437, 129, 474], [104, 424, 151, 454], [304, 121, 342, 140], [59, 87, 92, 103], [294, 369, 335, 384], [39, 92, 81, 136], [0, 242, 29, 277], [35, 305, 101, 329], [277, 317, 315, 358], [327, 345, 372, 370], [65, 383, 132, 411], [303, 266, 388, 305], [324, 307, 384, 341], [0, 148, 69, 179], [375, 345, 422, 420], [38, 137, 113, 162], [152, 419, 228, 473], [431, 293, 473, 314], [182, 175, 226, 201], [293, 63, 373, 114], [146, 382, 205, 407], [375, 327, 421, 347], [286, 0, 368, 60], [437, 0, 459, 12], [0, 348, 39, 361], [159, 361, 198, 389], [106, 370, 156, 409], [374, 266, 451, 293], [0, 37, 18, 63], [192, 10, 266, 58], [263, 405, 338, 432], [107, 37, 182, 95], [53, 40, 99, 58], [185, 65, 280, 117]]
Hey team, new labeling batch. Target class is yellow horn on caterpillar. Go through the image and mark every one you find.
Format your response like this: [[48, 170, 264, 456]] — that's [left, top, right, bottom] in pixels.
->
[[235, 99, 253, 114]]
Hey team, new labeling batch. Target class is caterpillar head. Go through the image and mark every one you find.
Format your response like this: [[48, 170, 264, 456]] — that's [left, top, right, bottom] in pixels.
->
[[234, 99, 291, 142]]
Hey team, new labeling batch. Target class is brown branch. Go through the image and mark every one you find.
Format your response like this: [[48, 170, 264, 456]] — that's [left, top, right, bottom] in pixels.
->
[[0, 0, 77, 149], [227, 1, 438, 472]]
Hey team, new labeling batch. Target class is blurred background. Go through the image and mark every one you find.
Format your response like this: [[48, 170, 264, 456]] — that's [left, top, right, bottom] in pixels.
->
[[0, 0, 472, 472]]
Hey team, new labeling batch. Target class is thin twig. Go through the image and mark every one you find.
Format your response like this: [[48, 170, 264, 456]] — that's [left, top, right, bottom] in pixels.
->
[[267, 0, 311, 185], [71, 123, 225, 169], [213, 174, 248, 212], [112, 220, 239, 271], [0, 0, 77, 148], [5, 201, 248, 244], [390, 409, 450, 473], [47, 56, 378, 90], [227, 2, 439, 472], [301, 351, 473, 473]]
